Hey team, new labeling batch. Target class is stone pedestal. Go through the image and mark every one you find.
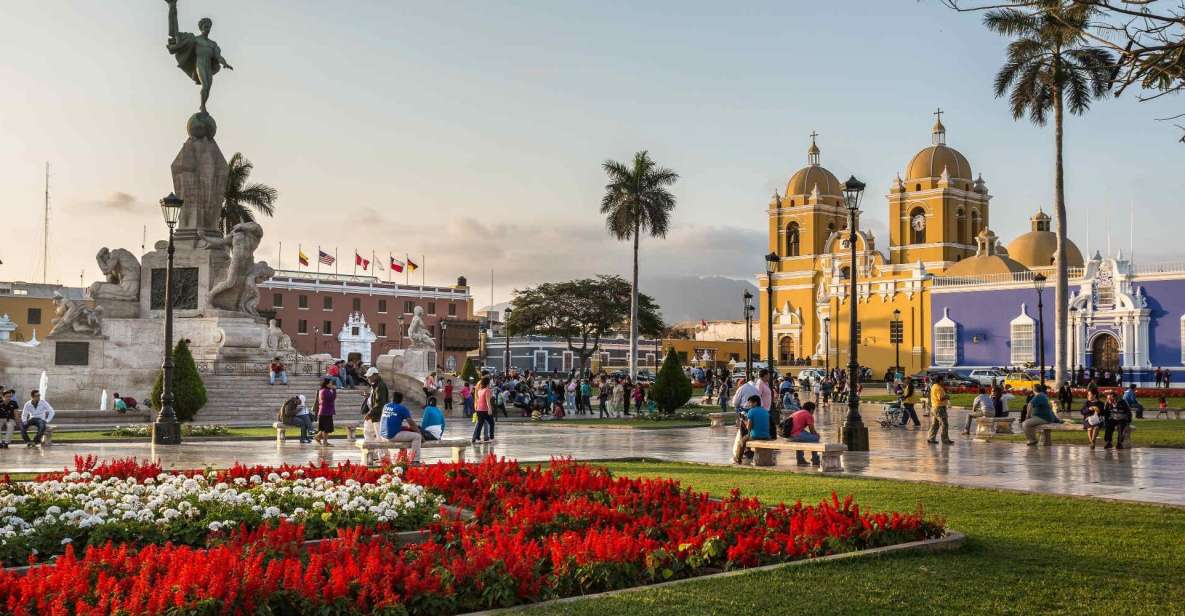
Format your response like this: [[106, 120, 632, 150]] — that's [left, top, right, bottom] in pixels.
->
[[138, 240, 230, 319], [171, 136, 228, 244], [377, 348, 436, 383]]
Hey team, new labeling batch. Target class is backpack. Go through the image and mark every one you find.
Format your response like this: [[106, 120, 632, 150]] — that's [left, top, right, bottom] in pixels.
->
[[279, 397, 300, 423]]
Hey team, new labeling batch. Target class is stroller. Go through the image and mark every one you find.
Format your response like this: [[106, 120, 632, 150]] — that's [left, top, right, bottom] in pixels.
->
[[877, 398, 905, 428]]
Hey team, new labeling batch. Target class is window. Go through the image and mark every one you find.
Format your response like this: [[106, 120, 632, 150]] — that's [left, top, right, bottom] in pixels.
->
[[448, 303, 457, 316], [298, 295, 308, 309], [600, 352, 610, 366], [852, 321, 862, 343], [956, 208, 967, 244], [378, 323, 387, 337], [533, 350, 548, 371], [889, 319, 903, 344], [352, 298, 361, 312], [446, 355, 457, 371], [934, 308, 958, 367], [272, 293, 283, 307], [909, 207, 926, 244], [298, 319, 308, 334], [351, 326, 359, 336], [645, 352, 656, 366], [971, 209, 982, 239], [275, 318, 282, 329], [323, 320, 332, 335], [322, 296, 333, 310], [786, 222, 800, 257], [1010, 305, 1036, 365], [26, 308, 41, 325], [378, 299, 387, 313], [562, 351, 574, 372], [428, 302, 436, 315], [404, 301, 414, 314]]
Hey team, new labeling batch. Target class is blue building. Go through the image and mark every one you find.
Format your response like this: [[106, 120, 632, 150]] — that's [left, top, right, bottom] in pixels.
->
[[484, 334, 663, 375]]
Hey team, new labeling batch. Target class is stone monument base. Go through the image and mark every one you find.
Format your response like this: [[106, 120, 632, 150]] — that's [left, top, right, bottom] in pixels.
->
[[377, 348, 436, 383]]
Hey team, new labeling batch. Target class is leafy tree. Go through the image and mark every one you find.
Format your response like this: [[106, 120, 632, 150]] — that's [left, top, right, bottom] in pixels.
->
[[459, 357, 479, 382], [985, 1, 1115, 387], [650, 347, 692, 414], [221, 153, 279, 235], [601, 151, 678, 380], [507, 275, 663, 375], [150, 339, 207, 422]]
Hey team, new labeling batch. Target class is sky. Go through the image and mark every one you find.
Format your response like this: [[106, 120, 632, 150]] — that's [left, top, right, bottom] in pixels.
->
[[1, 0, 1181, 306]]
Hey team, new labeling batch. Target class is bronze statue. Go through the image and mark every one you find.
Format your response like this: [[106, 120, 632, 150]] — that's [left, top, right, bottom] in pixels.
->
[[165, 0, 233, 113]]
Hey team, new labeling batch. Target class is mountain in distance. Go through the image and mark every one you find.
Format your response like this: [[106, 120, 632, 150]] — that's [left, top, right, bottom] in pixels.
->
[[643, 275, 758, 324]]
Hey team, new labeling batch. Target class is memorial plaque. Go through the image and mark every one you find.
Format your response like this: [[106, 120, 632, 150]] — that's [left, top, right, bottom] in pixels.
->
[[55, 341, 90, 366], [150, 267, 199, 310]]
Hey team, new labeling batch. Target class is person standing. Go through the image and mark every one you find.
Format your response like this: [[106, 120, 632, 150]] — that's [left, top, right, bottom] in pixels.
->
[[20, 390, 54, 448], [1021, 384, 1061, 446], [442, 379, 454, 414], [580, 379, 592, 416], [460, 380, 474, 417], [1103, 390, 1133, 450], [0, 390, 18, 449], [718, 373, 732, 413], [471, 376, 495, 443], [314, 378, 336, 447], [731, 375, 761, 415], [362, 367, 389, 441], [1056, 382, 1073, 417], [611, 378, 625, 417], [269, 356, 288, 386], [926, 376, 953, 445]]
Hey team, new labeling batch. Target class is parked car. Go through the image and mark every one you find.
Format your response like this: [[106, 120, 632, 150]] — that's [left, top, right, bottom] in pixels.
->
[[796, 368, 826, 385], [909, 370, 976, 388], [1003, 371, 1041, 392], [968, 368, 1006, 386]]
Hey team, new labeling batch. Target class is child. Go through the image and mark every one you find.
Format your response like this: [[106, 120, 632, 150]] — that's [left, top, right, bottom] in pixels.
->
[[1156, 395, 1169, 419]]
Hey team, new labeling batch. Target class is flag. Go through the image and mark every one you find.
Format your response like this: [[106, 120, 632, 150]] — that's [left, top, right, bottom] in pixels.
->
[[318, 250, 335, 266], [354, 252, 369, 270], [700, 319, 708, 328], [298, 250, 310, 267], [406, 257, 419, 273], [390, 256, 404, 273]]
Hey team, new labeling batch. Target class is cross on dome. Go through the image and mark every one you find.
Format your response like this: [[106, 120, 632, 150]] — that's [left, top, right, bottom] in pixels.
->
[[932, 107, 946, 145], [807, 130, 821, 165]]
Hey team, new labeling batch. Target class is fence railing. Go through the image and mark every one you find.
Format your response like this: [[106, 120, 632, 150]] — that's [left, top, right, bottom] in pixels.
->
[[931, 267, 1084, 289], [195, 358, 329, 377], [1130, 261, 1185, 275]]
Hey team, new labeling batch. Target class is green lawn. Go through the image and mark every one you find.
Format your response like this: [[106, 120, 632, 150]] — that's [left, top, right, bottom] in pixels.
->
[[519, 460, 1185, 615], [994, 419, 1185, 448], [52, 426, 346, 442]]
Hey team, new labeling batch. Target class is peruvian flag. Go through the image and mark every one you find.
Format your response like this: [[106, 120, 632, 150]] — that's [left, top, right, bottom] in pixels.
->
[[390, 256, 404, 273], [355, 252, 370, 270]]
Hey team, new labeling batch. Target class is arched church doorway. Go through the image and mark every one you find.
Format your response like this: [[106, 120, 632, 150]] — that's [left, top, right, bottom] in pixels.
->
[[779, 336, 794, 363], [1091, 333, 1121, 376]]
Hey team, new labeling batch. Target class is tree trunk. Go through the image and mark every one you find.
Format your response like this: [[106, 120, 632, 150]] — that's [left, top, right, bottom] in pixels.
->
[[629, 219, 640, 380], [1053, 75, 1069, 389]]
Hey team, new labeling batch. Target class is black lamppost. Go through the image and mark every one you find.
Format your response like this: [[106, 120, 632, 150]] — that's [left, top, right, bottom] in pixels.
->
[[823, 316, 831, 374], [1033, 273, 1047, 386], [313, 327, 320, 354], [743, 290, 754, 382], [440, 321, 449, 372], [841, 175, 869, 452], [503, 307, 512, 375], [153, 193, 184, 445], [764, 251, 778, 379], [397, 315, 405, 349], [892, 308, 902, 382]]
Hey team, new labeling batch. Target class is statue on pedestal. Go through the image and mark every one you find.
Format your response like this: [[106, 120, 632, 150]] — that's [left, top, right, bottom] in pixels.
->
[[87, 248, 142, 318], [49, 293, 103, 337], [165, 0, 233, 116], [200, 222, 265, 314], [406, 306, 436, 348]]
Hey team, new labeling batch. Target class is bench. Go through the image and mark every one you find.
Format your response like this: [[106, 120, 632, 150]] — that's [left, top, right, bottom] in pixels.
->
[[273, 421, 358, 444], [745, 439, 847, 472], [355, 436, 469, 465], [973, 416, 1015, 440], [1155, 407, 1184, 420], [1037, 422, 1082, 446], [707, 412, 731, 428]]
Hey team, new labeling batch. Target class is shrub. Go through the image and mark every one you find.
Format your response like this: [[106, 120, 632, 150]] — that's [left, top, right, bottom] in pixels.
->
[[459, 357, 480, 382], [150, 339, 207, 422], [649, 347, 692, 414]]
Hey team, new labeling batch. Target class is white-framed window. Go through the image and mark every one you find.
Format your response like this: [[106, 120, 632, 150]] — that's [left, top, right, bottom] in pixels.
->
[[1010, 304, 1036, 365], [533, 350, 548, 372], [562, 351, 574, 372], [600, 351, 610, 367], [933, 308, 958, 367], [445, 355, 457, 371]]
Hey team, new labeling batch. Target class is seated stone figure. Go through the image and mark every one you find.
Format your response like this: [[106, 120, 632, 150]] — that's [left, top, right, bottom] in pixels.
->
[[406, 305, 435, 348]]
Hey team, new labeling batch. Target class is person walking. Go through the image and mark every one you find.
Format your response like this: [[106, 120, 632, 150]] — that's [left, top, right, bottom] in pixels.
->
[[1103, 390, 1133, 450], [718, 373, 732, 413], [0, 389, 18, 449], [1022, 384, 1062, 446], [899, 380, 922, 427], [362, 367, 389, 441], [460, 380, 474, 417], [19, 390, 54, 448], [471, 376, 495, 443], [314, 378, 336, 447], [926, 376, 953, 445], [598, 379, 611, 418], [580, 379, 592, 416]]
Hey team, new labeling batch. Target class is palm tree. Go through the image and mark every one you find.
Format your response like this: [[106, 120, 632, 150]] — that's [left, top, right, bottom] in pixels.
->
[[985, 1, 1114, 387], [221, 153, 279, 235], [601, 151, 678, 379]]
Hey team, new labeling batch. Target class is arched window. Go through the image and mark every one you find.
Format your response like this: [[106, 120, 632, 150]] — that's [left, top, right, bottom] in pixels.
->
[[1010, 305, 1036, 365], [785, 222, 800, 257], [915, 183, 921, 192], [909, 207, 926, 244], [934, 308, 959, 367], [956, 208, 967, 244], [789, 199, 795, 206], [828, 222, 836, 234], [840, 266, 851, 280], [971, 209, 982, 238]]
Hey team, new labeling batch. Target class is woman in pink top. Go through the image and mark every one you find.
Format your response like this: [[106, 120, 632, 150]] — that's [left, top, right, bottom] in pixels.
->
[[471, 376, 494, 443]]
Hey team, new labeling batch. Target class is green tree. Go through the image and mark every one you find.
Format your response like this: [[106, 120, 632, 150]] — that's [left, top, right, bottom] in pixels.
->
[[507, 275, 664, 375], [985, 1, 1115, 387], [459, 357, 479, 382], [600, 151, 678, 380], [221, 153, 279, 235], [150, 339, 208, 422], [650, 347, 692, 414]]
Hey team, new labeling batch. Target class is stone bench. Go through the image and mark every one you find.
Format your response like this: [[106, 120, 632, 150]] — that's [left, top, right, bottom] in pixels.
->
[[355, 436, 469, 465], [746, 439, 846, 472], [273, 420, 358, 444], [974, 416, 1015, 440], [707, 412, 731, 428], [1155, 408, 1184, 420], [1037, 422, 1083, 446]]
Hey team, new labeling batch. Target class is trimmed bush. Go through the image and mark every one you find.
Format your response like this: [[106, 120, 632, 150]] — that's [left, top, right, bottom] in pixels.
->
[[459, 357, 480, 382], [150, 339, 208, 422], [650, 347, 692, 414]]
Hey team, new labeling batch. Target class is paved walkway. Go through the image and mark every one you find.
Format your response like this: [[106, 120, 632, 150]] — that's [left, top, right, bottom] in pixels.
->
[[3, 407, 1182, 507]]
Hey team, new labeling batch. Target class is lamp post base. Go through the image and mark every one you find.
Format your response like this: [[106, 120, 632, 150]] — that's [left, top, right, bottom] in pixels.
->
[[153, 421, 182, 445], [840, 419, 869, 452]]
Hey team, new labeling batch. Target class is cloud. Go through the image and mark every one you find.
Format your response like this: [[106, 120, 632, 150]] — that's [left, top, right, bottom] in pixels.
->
[[91, 191, 140, 212]]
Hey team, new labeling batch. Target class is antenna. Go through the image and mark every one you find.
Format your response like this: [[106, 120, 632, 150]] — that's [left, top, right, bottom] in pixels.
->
[[42, 162, 50, 284], [141, 225, 147, 254]]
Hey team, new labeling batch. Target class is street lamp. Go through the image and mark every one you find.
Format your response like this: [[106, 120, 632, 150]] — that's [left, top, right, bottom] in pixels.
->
[[823, 316, 831, 374], [765, 252, 778, 379], [743, 290, 754, 382], [892, 308, 902, 383], [153, 193, 184, 445], [440, 321, 449, 372], [313, 327, 320, 354], [840, 175, 869, 452], [397, 315, 405, 349], [1033, 273, 1047, 386], [503, 307, 512, 375]]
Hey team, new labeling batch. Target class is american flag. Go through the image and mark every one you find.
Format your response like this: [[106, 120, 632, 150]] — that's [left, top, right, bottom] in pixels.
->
[[318, 250, 335, 266]]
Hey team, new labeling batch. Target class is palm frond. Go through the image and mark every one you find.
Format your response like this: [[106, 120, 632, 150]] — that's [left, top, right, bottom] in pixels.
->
[[983, 8, 1038, 37]]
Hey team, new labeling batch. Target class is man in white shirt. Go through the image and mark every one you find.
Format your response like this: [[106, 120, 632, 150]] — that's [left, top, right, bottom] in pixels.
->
[[963, 386, 994, 435], [731, 377, 761, 414], [21, 389, 55, 447]]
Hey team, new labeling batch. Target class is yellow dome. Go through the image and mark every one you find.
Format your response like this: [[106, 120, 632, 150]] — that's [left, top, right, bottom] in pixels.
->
[[1006, 231, 1085, 269], [905, 145, 973, 181], [785, 165, 842, 197], [943, 253, 1029, 276]]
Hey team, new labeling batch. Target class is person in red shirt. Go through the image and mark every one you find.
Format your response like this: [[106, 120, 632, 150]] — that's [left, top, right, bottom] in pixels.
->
[[326, 361, 344, 388], [269, 356, 288, 386], [779, 401, 821, 466], [443, 379, 454, 413]]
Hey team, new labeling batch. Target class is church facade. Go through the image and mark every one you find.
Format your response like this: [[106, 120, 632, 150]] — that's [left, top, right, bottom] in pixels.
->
[[758, 113, 1185, 384]]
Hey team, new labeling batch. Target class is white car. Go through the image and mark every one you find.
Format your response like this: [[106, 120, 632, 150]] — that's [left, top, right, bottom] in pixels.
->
[[967, 369, 1005, 386]]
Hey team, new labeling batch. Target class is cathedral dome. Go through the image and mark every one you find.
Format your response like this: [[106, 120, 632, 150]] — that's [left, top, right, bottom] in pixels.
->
[[944, 228, 1029, 276], [784, 134, 843, 199], [904, 113, 973, 182], [1006, 210, 1085, 268]]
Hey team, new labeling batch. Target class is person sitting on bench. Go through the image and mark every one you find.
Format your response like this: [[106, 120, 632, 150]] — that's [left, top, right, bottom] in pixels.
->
[[420, 396, 445, 442], [731, 395, 770, 464], [379, 392, 422, 463], [780, 401, 821, 466]]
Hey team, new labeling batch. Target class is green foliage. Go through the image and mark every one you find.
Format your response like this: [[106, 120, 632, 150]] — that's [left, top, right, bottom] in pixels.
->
[[600, 151, 679, 242], [221, 152, 279, 235], [649, 347, 692, 414], [150, 339, 207, 422], [459, 357, 479, 382]]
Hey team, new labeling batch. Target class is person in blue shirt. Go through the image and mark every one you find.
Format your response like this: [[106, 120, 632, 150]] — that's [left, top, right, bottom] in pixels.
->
[[732, 395, 771, 464], [379, 391, 422, 462], [1122, 384, 1143, 419], [1021, 384, 1062, 446], [420, 396, 445, 441]]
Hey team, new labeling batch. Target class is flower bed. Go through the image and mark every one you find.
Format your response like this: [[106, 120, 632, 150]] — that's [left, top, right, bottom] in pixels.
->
[[0, 457, 945, 614], [0, 456, 440, 566], [106, 424, 232, 437]]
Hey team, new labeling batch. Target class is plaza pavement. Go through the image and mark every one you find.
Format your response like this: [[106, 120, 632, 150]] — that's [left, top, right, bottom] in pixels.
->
[[1, 406, 1181, 507]]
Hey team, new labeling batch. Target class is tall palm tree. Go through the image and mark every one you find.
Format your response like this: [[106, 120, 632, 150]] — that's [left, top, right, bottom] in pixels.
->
[[601, 151, 678, 379], [985, 1, 1114, 387], [221, 153, 279, 235]]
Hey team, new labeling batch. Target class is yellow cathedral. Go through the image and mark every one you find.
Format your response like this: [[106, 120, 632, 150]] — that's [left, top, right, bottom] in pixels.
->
[[759, 113, 1002, 375]]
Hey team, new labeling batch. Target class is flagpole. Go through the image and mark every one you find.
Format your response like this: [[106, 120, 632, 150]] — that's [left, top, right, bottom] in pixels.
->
[[387, 252, 392, 283], [422, 254, 426, 288], [405, 254, 409, 285], [335, 248, 339, 275], [277, 241, 282, 271], [353, 249, 357, 277], [372, 250, 377, 278], [297, 243, 301, 271], [316, 245, 321, 276]]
